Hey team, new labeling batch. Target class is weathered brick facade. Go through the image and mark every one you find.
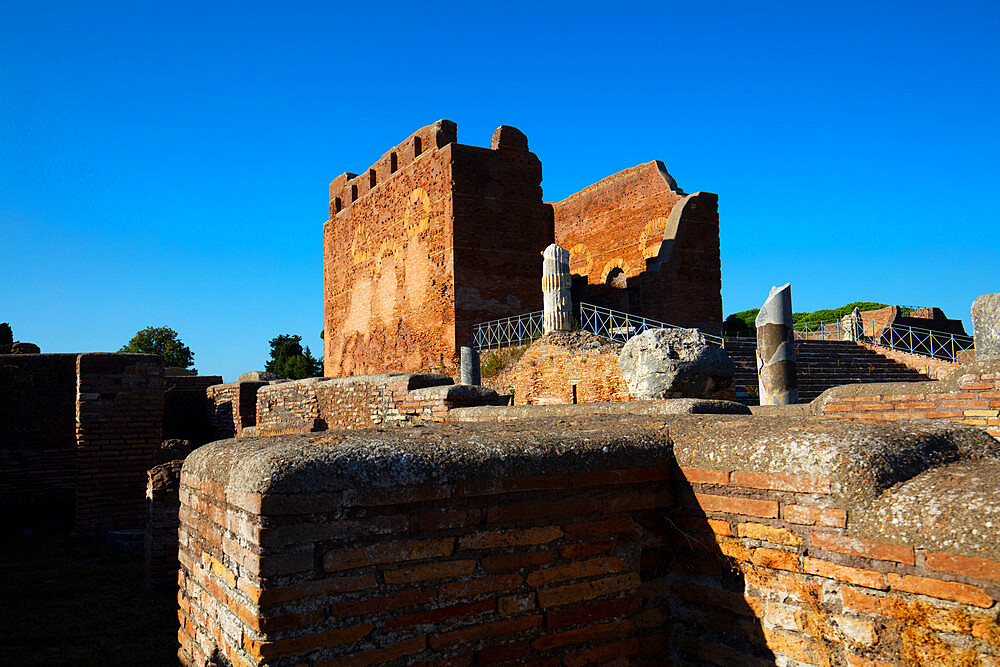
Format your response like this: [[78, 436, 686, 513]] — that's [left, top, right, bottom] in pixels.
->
[[553, 162, 722, 333], [323, 121, 552, 377], [506, 335, 630, 405], [323, 121, 722, 377], [177, 416, 1000, 666]]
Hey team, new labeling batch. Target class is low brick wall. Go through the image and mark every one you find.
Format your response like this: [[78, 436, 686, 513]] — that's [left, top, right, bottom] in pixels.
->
[[146, 459, 183, 587], [250, 374, 496, 435], [818, 360, 1000, 438], [206, 381, 267, 440], [178, 415, 1000, 665], [507, 335, 629, 405]]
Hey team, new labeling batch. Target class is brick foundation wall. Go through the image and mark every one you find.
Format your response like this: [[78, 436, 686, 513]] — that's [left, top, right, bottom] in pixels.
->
[[177, 415, 1000, 665], [75, 353, 164, 534], [251, 374, 495, 435], [164, 375, 223, 444], [819, 361, 1000, 438], [552, 162, 722, 333], [146, 459, 183, 587], [207, 381, 266, 440], [0, 353, 78, 521], [507, 341, 629, 405]]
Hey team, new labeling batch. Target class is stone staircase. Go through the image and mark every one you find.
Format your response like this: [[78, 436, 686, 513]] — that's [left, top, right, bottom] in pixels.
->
[[722, 339, 932, 406]]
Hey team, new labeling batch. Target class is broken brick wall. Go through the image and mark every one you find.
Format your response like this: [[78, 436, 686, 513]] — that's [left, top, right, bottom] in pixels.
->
[[552, 162, 722, 334]]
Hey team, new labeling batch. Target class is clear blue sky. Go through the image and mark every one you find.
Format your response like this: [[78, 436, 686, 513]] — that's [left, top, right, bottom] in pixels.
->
[[3, 1, 998, 381]]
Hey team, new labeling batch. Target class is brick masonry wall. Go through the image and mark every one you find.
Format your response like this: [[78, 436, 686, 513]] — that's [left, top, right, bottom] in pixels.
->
[[146, 458, 183, 587], [507, 342, 630, 405], [75, 353, 164, 534], [176, 416, 1000, 666], [552, 162, 722, 333], [178, 456, 674, 665], [206, 382, 266, 440], [821, 365, 1000, 438], [252, 375, 495, 435], [666, 462, 1000, 666], [323, 121, 553, 377], [0, 353, 78, 518]]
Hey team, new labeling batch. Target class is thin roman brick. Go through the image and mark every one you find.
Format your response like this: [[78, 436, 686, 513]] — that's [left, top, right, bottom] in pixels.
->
[[482, 550, 556, 573], [810, 532, 915, 565], [537, 573, 641, 609], [802, 557, 887, 590], [750, 548, 801, 573], [383, 559, 477, 584], [691, 493, 779, 518], [476, 641, 529, 665], [732, 471, 832, 494], [244, 622, 374, 661], [316, 635, 426, 666], [925, 551, 1000, 581], [453, 475, 569, 497], [525, 556, 624, 588], [544, 594, 640, 629], [672, 580, 754, 616], [428, 614, 542, 650], [457, 526, 563, 550], [887, 573, 994, 607], [322, 537, 454, 572], [530, 619, 626, 652], [383, 598, 496, 631], [783, 504, 847, 528], [438, 573, 524, 601], [560, 539, 614, 560], [329, 587, 436, 618]]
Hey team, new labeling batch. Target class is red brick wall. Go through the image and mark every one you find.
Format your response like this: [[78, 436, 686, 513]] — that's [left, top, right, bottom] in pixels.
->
[[552, 162, 722, 332], [323, 121, 552, 377], [251, 375, 494, 435], [0, 353, 78, 520], [508, 342, 629, 405], [178, 457, 674, 666], [75, 353, 164, 534], [206, 382, 266, 440], [820, 365, 1000, 438], [176, 417, 1000, 666], [667, 462, 1000, 666]]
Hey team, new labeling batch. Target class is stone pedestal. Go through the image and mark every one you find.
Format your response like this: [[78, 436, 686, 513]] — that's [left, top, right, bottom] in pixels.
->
[[542, 244, 572, 334], [755, 283, 798, 405], [460, 346, 480, 386], [972, 293, 1000, 360]]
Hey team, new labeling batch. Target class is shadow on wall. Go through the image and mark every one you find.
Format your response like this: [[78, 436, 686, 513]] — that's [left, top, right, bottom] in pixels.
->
[[658, 472, 778, 664]]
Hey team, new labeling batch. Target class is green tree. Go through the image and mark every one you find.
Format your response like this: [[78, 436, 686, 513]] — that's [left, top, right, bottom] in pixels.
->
[[120, 326, 194, 368], [265, 334, 322, 379], [0, 322, 12, 354]]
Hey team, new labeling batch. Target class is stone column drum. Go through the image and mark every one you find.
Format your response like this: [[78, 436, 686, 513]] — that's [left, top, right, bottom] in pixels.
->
[[755, 283, 798, 405], [972, 292, 1000, 360], [460, 346, 481, 386], [542, 243, 572, 334]]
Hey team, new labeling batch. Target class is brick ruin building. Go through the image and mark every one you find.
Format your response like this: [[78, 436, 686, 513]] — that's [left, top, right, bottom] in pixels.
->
[[323, 120, 722, 377]]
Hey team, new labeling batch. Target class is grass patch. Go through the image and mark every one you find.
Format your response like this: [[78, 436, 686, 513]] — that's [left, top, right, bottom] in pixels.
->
[[0, 532, 177, 665], [481, 344, 529, 380]]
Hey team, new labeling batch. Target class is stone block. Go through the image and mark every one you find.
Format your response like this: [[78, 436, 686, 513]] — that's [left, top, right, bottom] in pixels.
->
[[972, 292, 1000, 359]]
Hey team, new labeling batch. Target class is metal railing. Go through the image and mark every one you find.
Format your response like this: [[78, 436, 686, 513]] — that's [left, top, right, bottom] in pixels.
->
[[578, 302, 725, 347], [470, 310, 543, 351], [793, 318, 973, 362], [470, 303, 725, 351]]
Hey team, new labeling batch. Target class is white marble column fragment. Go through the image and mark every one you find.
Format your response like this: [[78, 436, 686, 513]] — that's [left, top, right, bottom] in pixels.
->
[[755, 283, 798, 405], [542, 243, 573, 334]]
